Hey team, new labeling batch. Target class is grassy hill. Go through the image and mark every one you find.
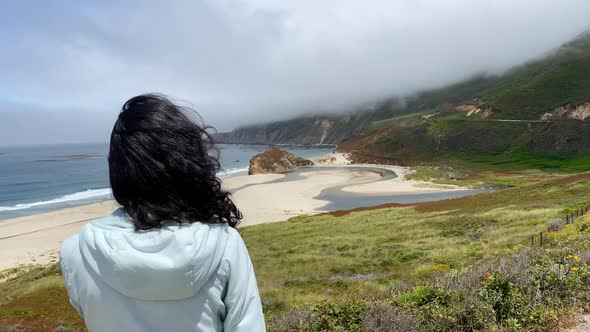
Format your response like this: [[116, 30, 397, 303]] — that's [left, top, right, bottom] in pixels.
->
[[3, 172, 590, 331], [213, 75, 508, 146], [336, 34, 590, 169], [339, 113, 590, 171], [481, 35, 590, 120]]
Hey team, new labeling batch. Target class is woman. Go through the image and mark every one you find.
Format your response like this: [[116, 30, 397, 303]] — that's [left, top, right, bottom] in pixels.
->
[[60, 94, 265, 331]]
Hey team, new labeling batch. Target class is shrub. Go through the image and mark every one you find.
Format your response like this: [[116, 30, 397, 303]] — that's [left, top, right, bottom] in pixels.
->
[[363, 302, 422, 332], [266, 307, 315, 332], [396, 285, 449, 308], [267, 302, 367, 332], [479, 272, 531, 323], [309, 302, 367, 332]]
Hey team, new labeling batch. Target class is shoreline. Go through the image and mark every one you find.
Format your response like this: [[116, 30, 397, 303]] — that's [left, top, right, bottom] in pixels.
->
[[0, 153, 474, 271]]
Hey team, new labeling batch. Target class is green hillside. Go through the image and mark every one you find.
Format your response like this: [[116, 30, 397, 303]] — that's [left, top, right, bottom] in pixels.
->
[[218, 33, 590, 170], [338, 34, 590, 170], [482, 39, 590, 119], [339, 114, 590, 171]]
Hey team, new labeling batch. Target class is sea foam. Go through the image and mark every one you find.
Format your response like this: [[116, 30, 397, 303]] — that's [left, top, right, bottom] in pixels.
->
[[217, 167, 249, 177], [0, 188, 112, 212], [0, 169, 248, 213]]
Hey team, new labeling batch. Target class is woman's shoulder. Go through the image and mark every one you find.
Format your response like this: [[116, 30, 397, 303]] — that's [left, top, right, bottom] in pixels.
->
[[59, 233, 83, 289], [60, 233, 80, 261]]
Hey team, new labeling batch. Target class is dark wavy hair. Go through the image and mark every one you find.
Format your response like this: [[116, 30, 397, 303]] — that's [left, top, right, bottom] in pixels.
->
[[108, 93, 242, 230]]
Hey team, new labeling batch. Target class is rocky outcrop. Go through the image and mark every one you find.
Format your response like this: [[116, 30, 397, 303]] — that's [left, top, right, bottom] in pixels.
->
[[455, 104, 494, 118], [541, 102, 590, 121], [421, 112, 440, 119], [248, 147, 314, 175]]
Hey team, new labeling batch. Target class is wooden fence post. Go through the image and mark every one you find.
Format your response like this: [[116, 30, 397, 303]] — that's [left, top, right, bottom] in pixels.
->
[[573, 212, 576, 224], [540, 232, 544, 246], [566, 214, 570, 224], [531, 235, 535, 245]]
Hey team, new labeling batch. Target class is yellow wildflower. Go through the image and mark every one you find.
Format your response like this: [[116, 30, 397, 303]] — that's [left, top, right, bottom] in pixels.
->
[[574, 255, 581, 263], [572, 267, 579, 272]]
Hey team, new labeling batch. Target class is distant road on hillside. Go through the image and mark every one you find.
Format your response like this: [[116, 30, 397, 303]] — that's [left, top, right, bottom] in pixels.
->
[[491, 119, 549, 123]]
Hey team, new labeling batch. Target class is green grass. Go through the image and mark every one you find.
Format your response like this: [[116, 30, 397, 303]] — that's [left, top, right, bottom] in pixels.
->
[[2, 173, 590, 331], [270, 218, 590, 331], [240, 174, 590, 314], [0, 265, 85, 331], [0, 265, 63, 306], [405, 166, 559, 189], [434, 147, 590, 172], [482, 54, 590, 119]]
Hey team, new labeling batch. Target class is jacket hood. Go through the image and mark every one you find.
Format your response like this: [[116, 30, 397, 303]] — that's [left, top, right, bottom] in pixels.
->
[[78, 209, 230, 301]]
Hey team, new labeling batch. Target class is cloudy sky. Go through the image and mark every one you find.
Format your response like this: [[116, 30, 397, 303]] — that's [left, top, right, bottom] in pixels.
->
[[1, 0, 589, 145]]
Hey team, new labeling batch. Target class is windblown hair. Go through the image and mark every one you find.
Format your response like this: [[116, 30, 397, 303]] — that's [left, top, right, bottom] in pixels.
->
[[108, 93, 242, 230]]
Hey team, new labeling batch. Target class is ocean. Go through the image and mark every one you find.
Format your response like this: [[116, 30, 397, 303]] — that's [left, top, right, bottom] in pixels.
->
[[0, 143, 334, 220]]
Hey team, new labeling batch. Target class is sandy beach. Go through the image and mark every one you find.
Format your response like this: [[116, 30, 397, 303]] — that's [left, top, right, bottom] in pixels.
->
[[0, 153, 466, 271]]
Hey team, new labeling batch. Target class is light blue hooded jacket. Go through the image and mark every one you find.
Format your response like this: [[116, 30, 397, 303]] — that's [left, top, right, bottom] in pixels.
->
[[59, 209, 265, 332]]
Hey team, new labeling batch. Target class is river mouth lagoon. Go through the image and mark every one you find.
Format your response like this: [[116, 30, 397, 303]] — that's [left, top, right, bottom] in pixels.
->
[[0, 143, 488, 221]]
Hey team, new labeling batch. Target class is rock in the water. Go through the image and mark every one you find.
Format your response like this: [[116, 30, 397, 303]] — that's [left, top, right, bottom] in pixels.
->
[[249, 146, 314, 175]]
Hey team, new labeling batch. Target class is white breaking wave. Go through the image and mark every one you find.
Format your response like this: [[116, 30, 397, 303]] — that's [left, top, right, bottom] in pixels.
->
[[0, 169, 246, 214], [0, 188, 112, 212], [217, 167, 249, 178]]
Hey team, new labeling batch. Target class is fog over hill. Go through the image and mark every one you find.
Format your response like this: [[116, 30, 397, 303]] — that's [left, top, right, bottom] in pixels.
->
[[217, 32, 590, 148]]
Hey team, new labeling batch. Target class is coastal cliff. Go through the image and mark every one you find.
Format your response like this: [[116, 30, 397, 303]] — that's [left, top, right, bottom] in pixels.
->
[[216, 117, 338, 145], [213, 99, 411, 146]]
